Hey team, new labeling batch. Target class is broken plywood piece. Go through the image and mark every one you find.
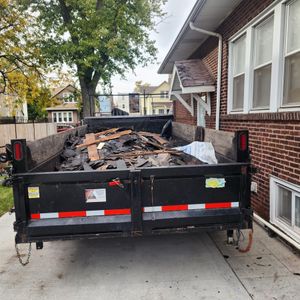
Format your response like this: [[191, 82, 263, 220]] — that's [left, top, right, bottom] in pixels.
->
[[94, 128, 119, 138], [85, 133, 100, 161], [108, 149, 179, 159], [138, 131, 168, 145], [136, 133, 165, 150], [77, 130, 132, 148]]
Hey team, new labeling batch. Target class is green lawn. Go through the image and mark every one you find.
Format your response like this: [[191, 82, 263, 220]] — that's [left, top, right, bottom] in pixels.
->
[[0, 178, 13, 217]]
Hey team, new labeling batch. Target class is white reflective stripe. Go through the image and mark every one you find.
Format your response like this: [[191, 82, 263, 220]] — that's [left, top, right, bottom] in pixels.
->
[[188, 204, 205, 210], [40, 212, 59, 219], [86, 210, 105, 216], [143, 202, 238, 213], [144, 206, 162, 213]]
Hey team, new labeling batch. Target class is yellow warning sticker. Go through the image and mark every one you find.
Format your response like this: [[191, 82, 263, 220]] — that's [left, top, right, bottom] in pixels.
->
[[205, 178, 226, 189], [28, 187, 40, 199]]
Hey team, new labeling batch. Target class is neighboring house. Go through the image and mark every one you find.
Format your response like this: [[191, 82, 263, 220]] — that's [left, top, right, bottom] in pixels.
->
[[96, 95, 113, 116], [0, 93, 28, 121], [46, 84, 80, 124], [137, 81, 172, 115], [113, 94, 130, 114], [159, 0, 300, 242]]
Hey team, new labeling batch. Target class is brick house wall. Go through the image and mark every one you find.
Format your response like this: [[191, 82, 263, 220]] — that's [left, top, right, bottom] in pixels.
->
[[173, 0, 300, 220]]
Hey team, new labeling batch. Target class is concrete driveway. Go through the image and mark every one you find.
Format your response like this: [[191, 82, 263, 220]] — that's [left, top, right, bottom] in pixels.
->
[[0, 213, 299, 300]]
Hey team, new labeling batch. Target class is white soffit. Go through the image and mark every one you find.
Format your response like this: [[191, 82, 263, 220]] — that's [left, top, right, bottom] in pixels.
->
[[158, 0, 242, 74]]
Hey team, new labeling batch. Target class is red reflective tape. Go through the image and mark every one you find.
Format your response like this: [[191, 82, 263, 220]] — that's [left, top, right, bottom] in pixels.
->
[[14, 142, 23, 161], [31, 213, 40, 219], [239, 133, 247, 151], [104, 208, 131, 215], [58, 211, 87, 218], [162, 204, 188, 212], [205, 202, 232, 209], [109, 180, 121, 187]]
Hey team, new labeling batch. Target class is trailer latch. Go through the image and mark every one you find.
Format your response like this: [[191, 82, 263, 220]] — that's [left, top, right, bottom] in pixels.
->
[[108, 178, 124, 188]]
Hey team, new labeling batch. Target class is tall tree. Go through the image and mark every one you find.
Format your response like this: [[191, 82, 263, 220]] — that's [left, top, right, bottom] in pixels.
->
[[20, 0, 166, 117], [0, 0, 44, 100]]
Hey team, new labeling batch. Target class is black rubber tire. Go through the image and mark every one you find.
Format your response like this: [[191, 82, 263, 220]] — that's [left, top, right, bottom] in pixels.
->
[[0, 153, 7, 163], [2, 178, 12, 187]]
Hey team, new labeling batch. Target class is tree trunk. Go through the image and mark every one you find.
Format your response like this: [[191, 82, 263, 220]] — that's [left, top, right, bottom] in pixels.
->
[[79, 76, 96, 118]]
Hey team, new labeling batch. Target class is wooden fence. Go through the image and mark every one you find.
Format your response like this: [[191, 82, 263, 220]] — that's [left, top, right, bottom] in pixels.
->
[[0, 122, 57, 148]]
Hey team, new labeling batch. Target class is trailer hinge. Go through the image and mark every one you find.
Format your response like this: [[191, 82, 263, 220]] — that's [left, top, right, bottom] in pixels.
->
[[150, 175, 155, 221]]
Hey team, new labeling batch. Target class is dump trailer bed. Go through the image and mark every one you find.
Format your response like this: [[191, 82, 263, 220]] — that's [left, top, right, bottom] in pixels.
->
[[9, 116, 253, 247]]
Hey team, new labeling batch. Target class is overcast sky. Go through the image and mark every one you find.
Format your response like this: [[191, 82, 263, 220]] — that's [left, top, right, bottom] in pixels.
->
[[110, 0, 197, 93]]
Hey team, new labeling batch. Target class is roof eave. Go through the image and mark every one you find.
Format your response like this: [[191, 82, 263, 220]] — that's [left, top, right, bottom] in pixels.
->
[[158, 0, 206, 74]]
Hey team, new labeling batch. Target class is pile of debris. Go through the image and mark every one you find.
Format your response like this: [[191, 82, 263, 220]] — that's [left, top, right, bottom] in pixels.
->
[[57, 128, 204, 171]]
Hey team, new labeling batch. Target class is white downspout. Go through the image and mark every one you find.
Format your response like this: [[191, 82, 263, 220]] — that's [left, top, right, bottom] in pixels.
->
[[189, 22, 222, 130]]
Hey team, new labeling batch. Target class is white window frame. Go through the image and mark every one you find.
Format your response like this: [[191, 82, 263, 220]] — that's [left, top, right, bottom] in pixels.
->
[[52, 111, 73, 123], [270, 176, 300, 243], [229, 34, 247, 112], [228, 0, 300, 114]]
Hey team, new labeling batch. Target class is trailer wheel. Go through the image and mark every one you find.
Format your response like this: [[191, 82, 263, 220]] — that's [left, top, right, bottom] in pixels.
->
[[2, 178, 12, 187], [0, 153, 7, 163]]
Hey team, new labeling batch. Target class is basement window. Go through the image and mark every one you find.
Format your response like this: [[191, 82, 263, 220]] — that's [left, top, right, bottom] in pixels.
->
[[270, 176, 300, 243]]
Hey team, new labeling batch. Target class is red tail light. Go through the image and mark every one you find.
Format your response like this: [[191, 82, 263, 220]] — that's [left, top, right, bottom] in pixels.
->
[[239, 133, 247, 151], [14, 142, 23, 161]]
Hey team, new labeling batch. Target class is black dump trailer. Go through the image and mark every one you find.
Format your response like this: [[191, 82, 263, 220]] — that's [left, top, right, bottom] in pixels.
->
[[8, 115, 253, 248]]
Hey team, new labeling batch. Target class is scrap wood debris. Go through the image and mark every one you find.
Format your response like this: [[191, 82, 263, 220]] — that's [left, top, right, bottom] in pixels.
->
[[57, 128, 204, 171]]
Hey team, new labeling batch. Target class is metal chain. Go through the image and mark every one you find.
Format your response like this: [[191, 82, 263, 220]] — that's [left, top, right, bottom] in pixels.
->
[[15, 243, 32, 266]]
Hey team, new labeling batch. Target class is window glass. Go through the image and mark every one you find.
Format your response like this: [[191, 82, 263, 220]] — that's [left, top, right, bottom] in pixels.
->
[[253, 64, 272, 108], [277, 186, 292, 225], [253, 16, 273, 109], [63, 112, 67, 122], [254, 16, 274, 66], [68, 112, 72, 122], [283, 51, 300, 105], [232, 35, 246, 110], [53, 113, 57, 122], [287, 0, 300, 54], [58, 112, 62, 122], [233, 35, 246, 76], [233, 74, 245, 110], [158, 109, 164, 114], [283, 0, 300, 106]]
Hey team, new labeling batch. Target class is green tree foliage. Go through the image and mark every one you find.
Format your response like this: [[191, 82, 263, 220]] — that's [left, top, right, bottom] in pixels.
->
[[0, 0, 45, 101], [27, 87, 54, 121], [20, 0, 166, 117]]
